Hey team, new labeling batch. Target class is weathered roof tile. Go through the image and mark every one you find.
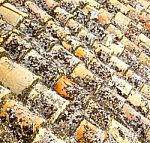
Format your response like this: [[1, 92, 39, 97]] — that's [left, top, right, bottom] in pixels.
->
[[0, 57, 39, 94]]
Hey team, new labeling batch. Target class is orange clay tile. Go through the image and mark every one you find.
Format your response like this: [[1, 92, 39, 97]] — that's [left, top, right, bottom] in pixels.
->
[[75, 119, 97, 142], [54, 76, 74, 97], [98, 14, 107, 23], [138, 12, 150, 22], [75, 47, 86, 58], [146, 22, 150, 30]]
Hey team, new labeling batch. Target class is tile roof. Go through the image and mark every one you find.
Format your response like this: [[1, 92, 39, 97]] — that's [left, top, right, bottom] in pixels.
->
[[0, 0, 150, 142]]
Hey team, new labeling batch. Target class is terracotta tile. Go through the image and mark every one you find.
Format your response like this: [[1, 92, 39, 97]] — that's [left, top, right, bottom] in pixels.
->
[[138, 11, 150, 23], [139, 42, 150, 52], [52, 104, 84, 139], [48, 44, 80, 73], [145, 22, 150, 30], [86, 0, 100, 9], [77, 28, 98, 46], [0, 85, 10, 99], [124, 69, 145, 90], [125, 69, 134, 79], [98, 8, 113, 24], [0, 57, 39, 94], [0, 100, 45, 141], [71, 63, 102, 93], [3, 3, 27, 17], [54, 76, 76, 99], [21, 49, 60, 86], [0, 17, 13, 45], [88, 58, 114, 81], [0, 0, 150, 142], [75, 46, 86, 58], [94, 43, 111, 64], [120, 49, 142, 72], [75, 119, 102, 143], [45, 0, 58, 8], [96, 87, 126, 113], [59, 0, 80, 13], [85, 20, 106, 39], [18, 13, 44, 37], [137, 64, 150, 82], [75, 47, 95, 65], [31, 32, 59, 52]]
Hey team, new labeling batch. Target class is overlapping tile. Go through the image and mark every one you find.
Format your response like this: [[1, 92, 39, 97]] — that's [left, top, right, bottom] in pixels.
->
[[0, 3, 27, 26], [0, 57, 39, 94], [0, 0, 150, 142]]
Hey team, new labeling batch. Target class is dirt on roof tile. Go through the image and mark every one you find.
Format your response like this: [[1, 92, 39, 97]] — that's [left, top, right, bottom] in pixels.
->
[[0, 0, 150, 142]]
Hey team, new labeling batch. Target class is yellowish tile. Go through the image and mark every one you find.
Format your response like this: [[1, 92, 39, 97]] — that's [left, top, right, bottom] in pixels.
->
[[0, 57, 39, 94], [115, 12, 131, 27]]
